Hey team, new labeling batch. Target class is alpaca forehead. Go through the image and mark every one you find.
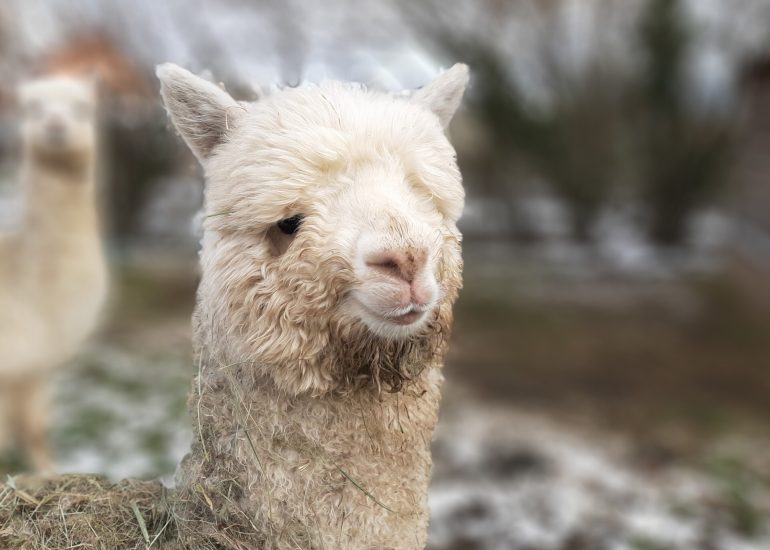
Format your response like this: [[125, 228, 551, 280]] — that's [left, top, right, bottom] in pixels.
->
[[335, 152, 463, 223], [217, 91, 463, 221], [214, 147, 458, 227], [344, 164, 441, 218]]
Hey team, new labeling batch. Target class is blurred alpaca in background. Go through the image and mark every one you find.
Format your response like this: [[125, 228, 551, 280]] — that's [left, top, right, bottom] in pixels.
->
[[0, 76, 107, 472]]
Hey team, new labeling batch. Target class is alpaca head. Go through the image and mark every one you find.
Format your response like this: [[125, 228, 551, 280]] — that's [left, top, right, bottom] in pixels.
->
[[159, 63, 468, 395], [18, 76, 97, 163]]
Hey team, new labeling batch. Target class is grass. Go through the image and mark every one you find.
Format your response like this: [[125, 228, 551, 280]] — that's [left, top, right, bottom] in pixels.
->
[[704, 455, 770, 538]]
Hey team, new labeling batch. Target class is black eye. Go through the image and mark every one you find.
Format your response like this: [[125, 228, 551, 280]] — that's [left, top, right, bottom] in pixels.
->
[[276, 214, 304, 235]]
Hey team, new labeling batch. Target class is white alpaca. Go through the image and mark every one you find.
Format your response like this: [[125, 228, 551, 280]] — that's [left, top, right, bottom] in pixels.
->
[[158, 63, 468, 549], [0, 76, 107, 471]]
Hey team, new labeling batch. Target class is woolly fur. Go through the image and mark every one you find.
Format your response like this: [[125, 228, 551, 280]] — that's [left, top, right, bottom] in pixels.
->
[[157, 63, 469, 549]]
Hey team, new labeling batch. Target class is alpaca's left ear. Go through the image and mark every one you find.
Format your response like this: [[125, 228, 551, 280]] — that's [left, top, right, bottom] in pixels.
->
[[412, 63, 469, 129]]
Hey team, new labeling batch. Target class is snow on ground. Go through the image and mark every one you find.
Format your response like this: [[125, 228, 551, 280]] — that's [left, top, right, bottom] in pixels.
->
[[52, 344, 193, 484], [429, 394, 770, 550]]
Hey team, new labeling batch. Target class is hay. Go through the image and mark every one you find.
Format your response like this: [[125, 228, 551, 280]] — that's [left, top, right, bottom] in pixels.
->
[[0, 474, 176, 549]]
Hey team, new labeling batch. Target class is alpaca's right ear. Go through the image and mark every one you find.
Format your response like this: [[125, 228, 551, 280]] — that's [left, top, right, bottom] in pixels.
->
[[156, 63, 244, 162]]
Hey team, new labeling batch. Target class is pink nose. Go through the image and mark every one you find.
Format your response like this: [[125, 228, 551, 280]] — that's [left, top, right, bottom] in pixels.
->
[[365, 248, 427, 283]]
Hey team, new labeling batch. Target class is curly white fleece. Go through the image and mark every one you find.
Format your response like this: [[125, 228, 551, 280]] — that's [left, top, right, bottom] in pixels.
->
[[159, 63, 468, 549]]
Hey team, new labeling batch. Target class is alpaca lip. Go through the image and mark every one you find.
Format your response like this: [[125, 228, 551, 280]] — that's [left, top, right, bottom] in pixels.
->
[[354, 298, 429, 327], [386, 311, 422, 325], [382, 305, 428, 326]]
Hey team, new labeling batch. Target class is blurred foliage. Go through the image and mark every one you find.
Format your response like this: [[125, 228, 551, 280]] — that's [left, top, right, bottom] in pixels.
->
[[102, 101, 188, 245], [450, 41, 625, 242], [636, 0, 734, 245], [404, 0, 735, 245]]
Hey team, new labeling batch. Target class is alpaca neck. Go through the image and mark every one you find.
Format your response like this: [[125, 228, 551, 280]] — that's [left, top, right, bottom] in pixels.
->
[[21, 151, 99, 244], [179, 344, 444, 550], [18, 149, 106, 344]]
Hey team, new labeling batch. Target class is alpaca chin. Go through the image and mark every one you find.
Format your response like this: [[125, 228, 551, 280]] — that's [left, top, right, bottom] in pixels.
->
[[324, 308, 449, 394]]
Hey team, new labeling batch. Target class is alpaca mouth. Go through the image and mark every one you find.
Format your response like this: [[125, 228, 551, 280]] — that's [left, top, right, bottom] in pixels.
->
[[382, 304, 429, 326], [352, 299, 431, 330]]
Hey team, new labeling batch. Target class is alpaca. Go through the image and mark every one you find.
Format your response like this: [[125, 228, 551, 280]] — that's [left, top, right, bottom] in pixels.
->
[[158, 62, 468, 549], [0, 76, 107, 472], [0, 63, 467, 550]]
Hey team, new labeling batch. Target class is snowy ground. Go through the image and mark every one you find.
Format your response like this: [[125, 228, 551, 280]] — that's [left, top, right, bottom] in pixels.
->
[[430, 391, 770, 550], [52, 344, 192, 484]]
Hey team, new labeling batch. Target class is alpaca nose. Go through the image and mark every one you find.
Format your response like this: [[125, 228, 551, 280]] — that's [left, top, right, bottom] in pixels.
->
[[365, 248, 428, 284]]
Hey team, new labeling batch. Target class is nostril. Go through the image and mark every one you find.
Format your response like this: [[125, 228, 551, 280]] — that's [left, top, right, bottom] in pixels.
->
[[366, 252, 405, 278], [364, 248, 429, 284]]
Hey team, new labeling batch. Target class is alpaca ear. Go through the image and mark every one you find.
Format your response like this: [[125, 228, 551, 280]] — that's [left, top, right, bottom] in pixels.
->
[[156, 63, 243, 161], [412, 63, 469, 129]]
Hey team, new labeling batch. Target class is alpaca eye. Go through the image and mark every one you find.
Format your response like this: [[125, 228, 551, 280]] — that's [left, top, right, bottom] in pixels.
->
[[276, 215, 304, 235]]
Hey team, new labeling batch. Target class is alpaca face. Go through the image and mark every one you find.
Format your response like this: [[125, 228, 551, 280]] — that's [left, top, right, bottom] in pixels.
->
[[159, 64, 468, 393], [255, 147, 453, 341], [18, 76, 97, 160]]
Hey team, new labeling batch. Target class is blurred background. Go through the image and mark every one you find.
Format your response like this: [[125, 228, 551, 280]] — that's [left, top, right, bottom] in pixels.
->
[[0, 0, 769, 548]]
